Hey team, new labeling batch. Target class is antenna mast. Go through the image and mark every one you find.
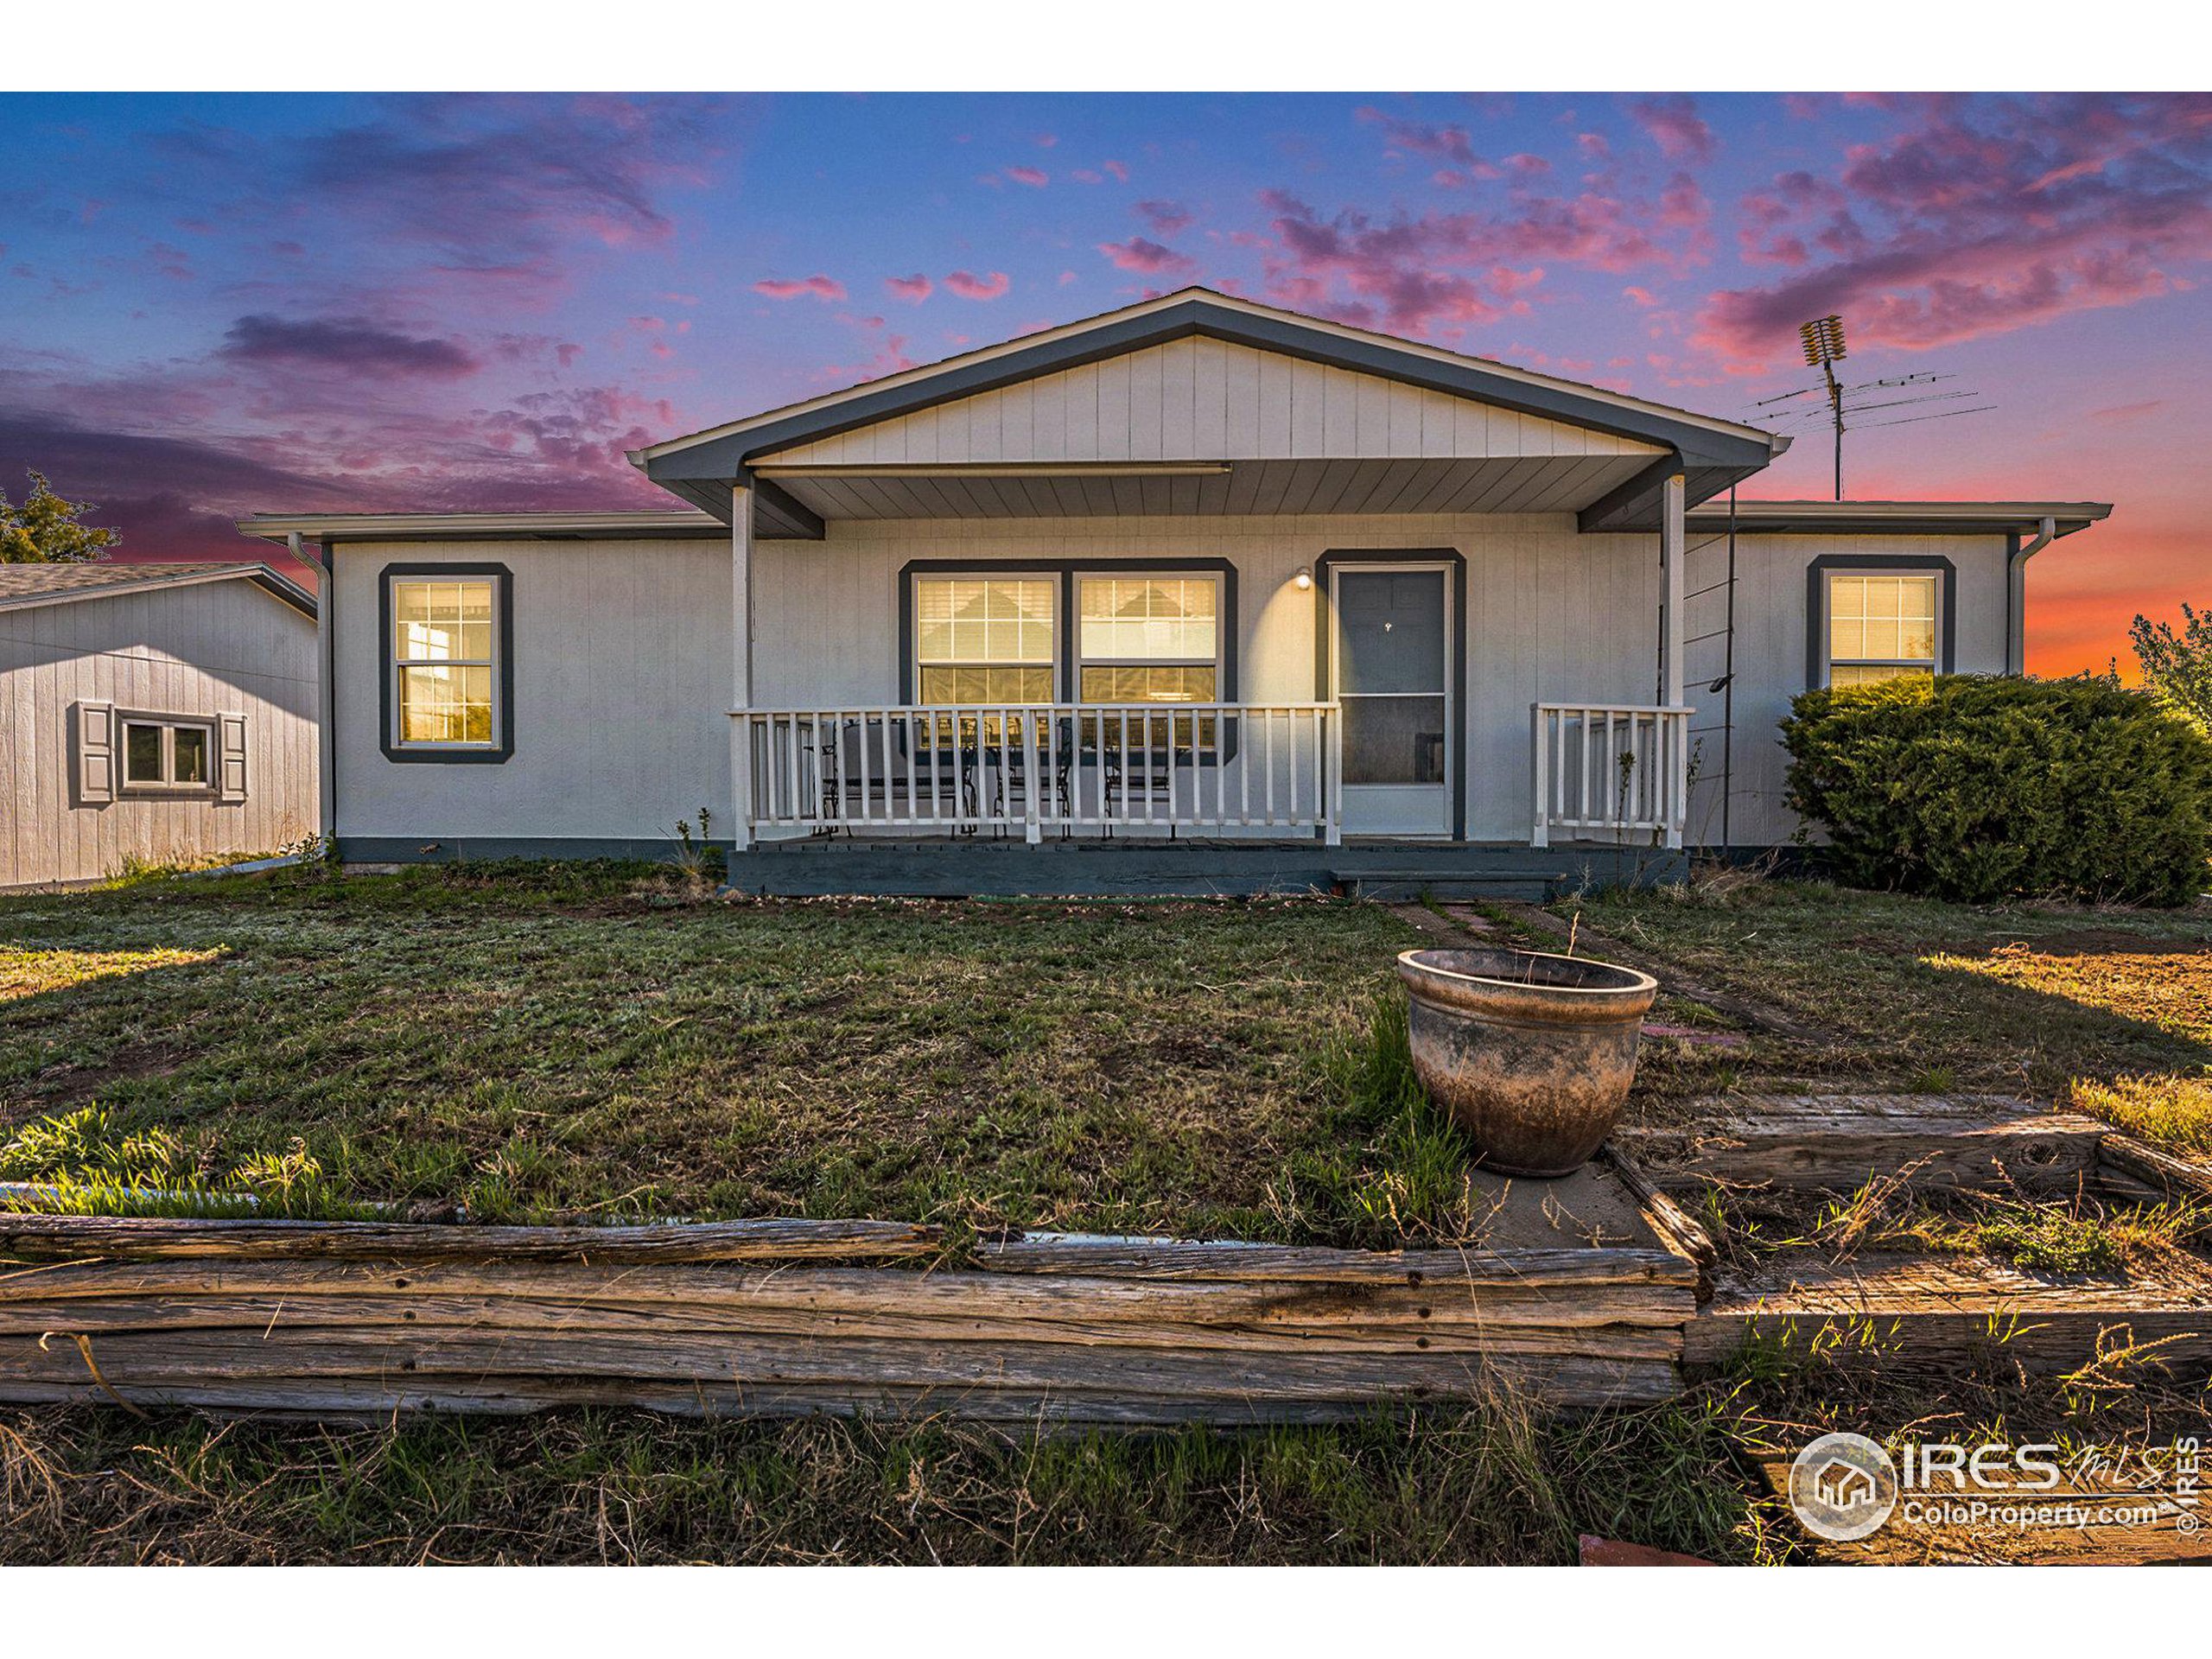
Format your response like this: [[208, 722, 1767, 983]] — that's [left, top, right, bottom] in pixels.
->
[[1799, 314, 1847, 500]]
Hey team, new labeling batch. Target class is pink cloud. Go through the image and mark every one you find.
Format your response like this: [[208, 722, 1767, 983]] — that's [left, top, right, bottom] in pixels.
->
[[1630, 95, 1716, 163], [1696, 93, 2212, 365], [1578, 132, 1611, 162], [1071, 168, 1103, 185], [1005, 165, 1049, 188], [753, 274, 847, 302], [1033, 133, 1058, 149], [1355, 105, 1485, 173], [1135, 199, 1193, 235], [1623, 285, 1660, 307], [944, 270, 1010, 301], [1098, 236, 1194, 275], [1103, 159, 1128, 181], [884, 272, 933, 302]]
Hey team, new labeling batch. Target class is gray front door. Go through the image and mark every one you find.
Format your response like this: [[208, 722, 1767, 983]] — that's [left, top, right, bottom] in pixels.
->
[[1331, 565, 1452, 837]]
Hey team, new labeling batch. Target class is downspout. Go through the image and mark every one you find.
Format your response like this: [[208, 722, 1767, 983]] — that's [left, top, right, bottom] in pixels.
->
[[292, 531, 337, 848], [2005, 516, 2056, 676]]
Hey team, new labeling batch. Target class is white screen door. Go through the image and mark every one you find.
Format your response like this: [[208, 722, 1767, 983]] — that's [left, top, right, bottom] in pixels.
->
[[1330, 564, 1452, 837]]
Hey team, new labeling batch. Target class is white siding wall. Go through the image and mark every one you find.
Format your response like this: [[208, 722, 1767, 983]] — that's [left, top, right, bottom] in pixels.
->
[[767, 339, 1665, 467], [328, 520, 2016, 852], [330, 539, 731, 846], [0, 582, 318, 887], [1680, 530, 2012, 847]]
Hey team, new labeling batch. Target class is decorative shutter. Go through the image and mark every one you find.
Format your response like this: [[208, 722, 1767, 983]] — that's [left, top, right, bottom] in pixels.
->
[[217, 712, 249, 803], [73, 701, 115, 805]]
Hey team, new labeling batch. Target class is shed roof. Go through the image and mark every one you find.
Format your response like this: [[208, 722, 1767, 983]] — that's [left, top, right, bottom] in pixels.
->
[[0, 560, 317, 618]]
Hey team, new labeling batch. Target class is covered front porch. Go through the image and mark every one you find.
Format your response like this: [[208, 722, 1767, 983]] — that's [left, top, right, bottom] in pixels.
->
[[627, 290, 1781, 864]]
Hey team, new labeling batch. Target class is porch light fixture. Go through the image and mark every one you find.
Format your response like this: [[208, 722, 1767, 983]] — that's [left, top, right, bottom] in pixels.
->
[[1293, 567, 1313, 590]]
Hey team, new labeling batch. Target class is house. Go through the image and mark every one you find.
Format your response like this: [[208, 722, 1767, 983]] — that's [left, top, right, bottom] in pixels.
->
[[236, 289, 2109, 896], [1, 561, 321, 888]]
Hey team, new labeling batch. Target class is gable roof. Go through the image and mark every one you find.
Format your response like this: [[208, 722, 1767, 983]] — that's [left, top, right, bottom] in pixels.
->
[[632, 287, 1787, 531], [0, 560, 317, 619]]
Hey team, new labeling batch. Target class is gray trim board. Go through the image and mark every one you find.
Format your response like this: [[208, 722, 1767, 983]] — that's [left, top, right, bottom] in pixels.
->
[[1804, 553, 1957, 690], [377, 562, 517, 765]]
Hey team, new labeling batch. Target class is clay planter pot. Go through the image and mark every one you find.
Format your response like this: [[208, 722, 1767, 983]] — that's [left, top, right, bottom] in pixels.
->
[[1395, 947, 1659, 1178]]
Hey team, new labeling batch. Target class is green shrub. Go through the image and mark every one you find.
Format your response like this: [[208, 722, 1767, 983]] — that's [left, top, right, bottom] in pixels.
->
[[1781, 674, 2212, 906]]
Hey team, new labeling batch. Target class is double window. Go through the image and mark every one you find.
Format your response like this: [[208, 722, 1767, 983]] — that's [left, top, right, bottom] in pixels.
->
[[1825, 572, 1939, 687], [911, 569, 1224, 708], [384, 569, 510, 758], [121, 718, 212, 791]]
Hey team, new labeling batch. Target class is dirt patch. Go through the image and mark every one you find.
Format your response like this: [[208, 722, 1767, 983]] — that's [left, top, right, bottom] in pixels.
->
[[16, 1042, 185, 1109]]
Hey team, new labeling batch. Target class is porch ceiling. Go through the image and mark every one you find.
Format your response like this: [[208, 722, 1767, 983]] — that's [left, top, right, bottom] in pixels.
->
[[754, 454, 1662, 526]]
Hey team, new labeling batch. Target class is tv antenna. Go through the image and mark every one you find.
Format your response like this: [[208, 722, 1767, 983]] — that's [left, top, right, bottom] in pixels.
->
[[1743, 314, 1994, 499]]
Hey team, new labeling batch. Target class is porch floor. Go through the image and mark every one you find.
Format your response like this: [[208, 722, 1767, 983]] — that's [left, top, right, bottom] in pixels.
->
[[726, 836, 1688, 900]]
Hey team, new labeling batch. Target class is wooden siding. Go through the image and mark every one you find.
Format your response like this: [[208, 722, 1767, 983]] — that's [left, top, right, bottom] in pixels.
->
[[331, 539, 732, 844], [762, 339, 1669, 468], [1678, 531, 2010, 848], [330, 519, 2014, 852], [0, 582, 318, 887]]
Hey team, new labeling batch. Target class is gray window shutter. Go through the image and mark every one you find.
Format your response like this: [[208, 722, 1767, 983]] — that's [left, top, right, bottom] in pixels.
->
[[217, 712, 249, 803], [73, 701, 115, 804]]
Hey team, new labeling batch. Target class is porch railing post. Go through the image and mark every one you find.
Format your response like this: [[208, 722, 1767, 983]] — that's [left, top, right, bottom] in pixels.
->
[[728, 484, 755, 855], [1529, 702, 1549, 849], [1324, 705, 1343, 846], [1022, 708, 1042, 844]]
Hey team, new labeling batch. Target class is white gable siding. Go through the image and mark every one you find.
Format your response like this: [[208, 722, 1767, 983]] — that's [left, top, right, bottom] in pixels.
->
[[761, 340, 1668, 468], [0, 581, 318, 887]]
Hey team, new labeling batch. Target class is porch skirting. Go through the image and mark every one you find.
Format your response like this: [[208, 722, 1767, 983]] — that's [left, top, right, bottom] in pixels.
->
[[337, 836, 1688, 899]]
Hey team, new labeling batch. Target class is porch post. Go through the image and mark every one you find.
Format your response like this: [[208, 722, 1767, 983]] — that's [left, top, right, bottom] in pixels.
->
[[1660, 473, 1685, 709], [730, 482, 755, 855], [1659, 473, 1686, 850]]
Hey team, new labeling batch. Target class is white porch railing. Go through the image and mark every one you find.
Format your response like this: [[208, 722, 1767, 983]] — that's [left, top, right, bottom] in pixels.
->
[[733, 703, 1342, 844], [1530, 702, 1693, 849]]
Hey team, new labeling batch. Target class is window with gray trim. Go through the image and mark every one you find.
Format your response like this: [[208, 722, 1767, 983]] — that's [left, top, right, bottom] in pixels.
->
[[1823, 570, 1941, 687], [390, 575, 500, 747]]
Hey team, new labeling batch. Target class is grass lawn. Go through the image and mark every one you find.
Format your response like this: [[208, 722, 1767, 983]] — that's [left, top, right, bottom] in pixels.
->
[[3, 861, 2209, 1563], [0, 863, 1475, 1246], [1577, 875, 2212, 1152]]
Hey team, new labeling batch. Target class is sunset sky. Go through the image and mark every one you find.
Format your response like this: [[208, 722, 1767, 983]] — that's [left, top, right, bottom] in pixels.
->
[[2, 91, 2205, 674]]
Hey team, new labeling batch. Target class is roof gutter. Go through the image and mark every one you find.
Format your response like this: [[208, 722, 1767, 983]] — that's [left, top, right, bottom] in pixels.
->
[[2005, 515, 2057, 676]]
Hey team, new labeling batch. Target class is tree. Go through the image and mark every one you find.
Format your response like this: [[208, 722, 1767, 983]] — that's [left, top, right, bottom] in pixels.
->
[[2131, 604, 2212, 736], [0, 471, 123, 563]]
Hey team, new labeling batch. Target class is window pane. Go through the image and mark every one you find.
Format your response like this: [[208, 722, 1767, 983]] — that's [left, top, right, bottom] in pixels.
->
[[915, 577, 1054, 666], [172, 727, 208, 785], [124, 722, 163, 784], [1080, 577, 1219, 662], [395, 578, 493, 663], [1831, 573, 1938, 676], [1830, 662, 1934, 689], [400, 664, 496, 743], [1341, 696, 1448, 785], [918, 665, 1052, 703], [1079, 665, 1217, 703]]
